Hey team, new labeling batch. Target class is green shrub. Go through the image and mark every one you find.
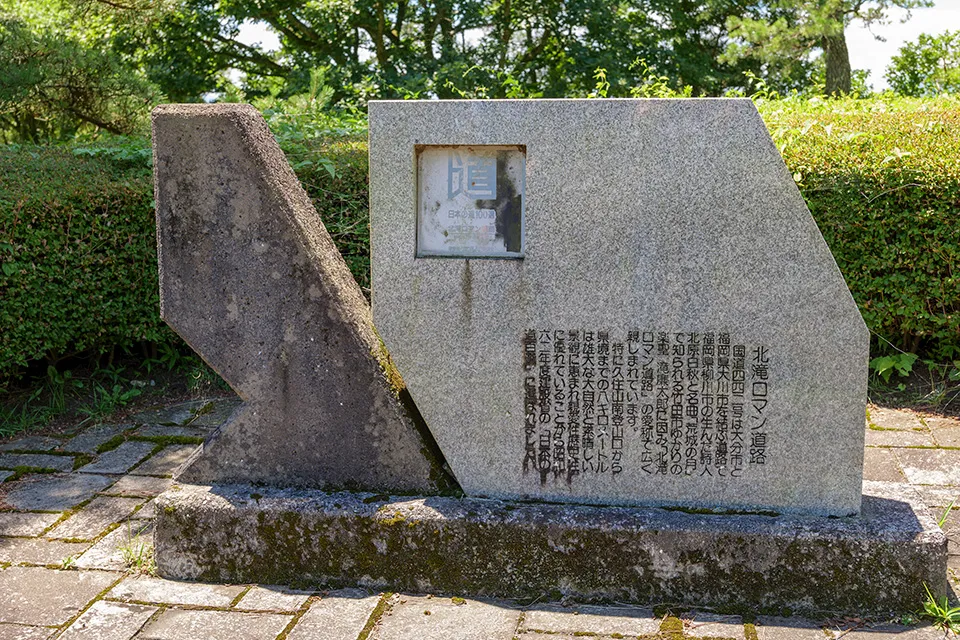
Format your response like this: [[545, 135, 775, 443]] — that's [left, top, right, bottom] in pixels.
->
[[759, 95, 960, 361], [0, 143, 169, 383]]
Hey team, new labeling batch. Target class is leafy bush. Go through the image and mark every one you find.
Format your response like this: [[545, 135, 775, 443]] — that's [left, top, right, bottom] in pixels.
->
[[0, 141, 168, 384], [759, 95, 960, 362]]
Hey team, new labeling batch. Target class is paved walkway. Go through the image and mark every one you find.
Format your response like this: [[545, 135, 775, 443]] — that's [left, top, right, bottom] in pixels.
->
[[0, 399, 956, 639]]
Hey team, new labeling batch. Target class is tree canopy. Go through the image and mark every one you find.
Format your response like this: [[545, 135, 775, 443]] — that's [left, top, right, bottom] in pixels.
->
[[886, 30, 960, 96], [0, 0, 952, 142]]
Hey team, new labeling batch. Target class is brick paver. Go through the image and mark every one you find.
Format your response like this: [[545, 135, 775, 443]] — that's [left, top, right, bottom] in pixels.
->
[[0, 398, 955, 639]]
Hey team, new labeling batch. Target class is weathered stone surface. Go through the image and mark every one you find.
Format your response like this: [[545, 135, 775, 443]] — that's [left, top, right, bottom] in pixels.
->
[[59, 601, 157, 640], [0, 623, 54, 640], [372, 595, 519, 640], [131, 402, 204, 427], [129, 446, 195, 477], [235, 586, 311, 612], [863, 448, 906, 482], [73, 521, 152, 571], [0, 437, 62, 452], [187, 398, 242, 429], [151, 103, 451, 494], [864, 428, 934, 448], [520, 604, 659, 636], [137, 610, 291, 640], [754, 616, 829, 640], [840, 623, 947, 639], [370, 99, 867, 516], [0, 454, 73, 472], [101, 475, 172, 498], [154, 480, 945, 615], [47, 496, 143, 540], [285, 590, 380, 640], [132, 426, 205, 439], [0, 513, 61, 537], [897, 449, 960, 485], [0, 470, 11, 483], [0, 538, 89, 565], [682, 613, 745, 639], [106, 575, 244, 607], [2, 474, 115, 511], [62, 425, 129, 455], [0, 567, 117, 625], [78, 442, 155, 475]]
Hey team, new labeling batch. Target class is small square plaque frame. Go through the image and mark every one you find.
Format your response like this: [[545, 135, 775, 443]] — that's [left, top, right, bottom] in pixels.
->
[[416, 145, 525, 258]]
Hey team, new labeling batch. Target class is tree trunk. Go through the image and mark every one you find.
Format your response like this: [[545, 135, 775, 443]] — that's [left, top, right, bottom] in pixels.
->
[[822, 29, 851, 95]]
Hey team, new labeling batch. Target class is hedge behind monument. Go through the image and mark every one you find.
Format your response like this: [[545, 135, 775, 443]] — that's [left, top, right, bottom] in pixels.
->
[[1, 97, 958, 383]]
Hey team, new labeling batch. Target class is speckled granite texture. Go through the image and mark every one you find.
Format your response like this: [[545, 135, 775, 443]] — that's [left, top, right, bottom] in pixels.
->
[[152, 104, 452, 494], [154, 480, 946, 616], [369, 99, 869, 516]]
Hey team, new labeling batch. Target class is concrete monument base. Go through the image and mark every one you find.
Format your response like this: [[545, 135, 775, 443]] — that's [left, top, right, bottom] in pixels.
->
[[155, 480, 945, 616]]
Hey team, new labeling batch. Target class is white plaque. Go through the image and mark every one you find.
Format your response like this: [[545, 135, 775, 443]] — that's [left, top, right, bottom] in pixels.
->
[[417, 145, 525, 258]]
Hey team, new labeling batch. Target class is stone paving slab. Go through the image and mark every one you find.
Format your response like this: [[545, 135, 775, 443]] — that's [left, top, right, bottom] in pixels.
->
[[187, 398, 241, 429], [129, 500, 154, 520], [285, 590, 382, 640], [61, 425, 129, 455], [0, 454, 73, 472], [0, 537, 89, 565], [865, 428, 936, 447], [47, 496, 144, 541], [58, 600, 157, 640], [371, 595, 520, 640], [0, 567, 117, 626], [836, 622, 949, 638], [897, 449, 960, 486], [77, 443, 155, 476], [137, 609, 291, 640], [520, 604, 660, 636], [106, 575, 245, 607], [74, 521, 152, 571], [2, 474, 115, 511], [931, 426, 960, 448], [101, 476, 172, 498], [754, 616, 830, 639], [132, 425, 206, 439], [128, 446, 195, 477], [862, 448, 906, 482], [0, 623, 55, 640], [0, 512, 61, 536], [868, 407, 927, 431], [131, 403, 205, 427], [234, 585, 312, 612], [682, 613, 746, 639], [0, 438, 62, 453]]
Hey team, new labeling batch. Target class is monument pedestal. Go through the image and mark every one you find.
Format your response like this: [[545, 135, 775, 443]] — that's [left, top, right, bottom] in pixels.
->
[[155, 480, 945, 616]]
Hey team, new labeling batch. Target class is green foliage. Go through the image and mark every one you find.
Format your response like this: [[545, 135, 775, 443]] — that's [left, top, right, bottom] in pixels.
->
[[759, 95, 960, 362], [886, 31, 960, 97], [0, 140, 169, 383], [869, 353, 918, 383], [921, 583, 960, 633], [0, 16, 159, 143]]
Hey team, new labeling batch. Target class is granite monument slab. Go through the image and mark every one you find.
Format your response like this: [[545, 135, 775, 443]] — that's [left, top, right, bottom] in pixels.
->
[[369, 99, 868, 516]]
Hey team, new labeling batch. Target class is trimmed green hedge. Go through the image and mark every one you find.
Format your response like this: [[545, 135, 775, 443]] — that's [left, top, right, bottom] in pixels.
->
[[2, 96, 958, 384], [760, 96, 960, 361], [0, 145, 167, 381]]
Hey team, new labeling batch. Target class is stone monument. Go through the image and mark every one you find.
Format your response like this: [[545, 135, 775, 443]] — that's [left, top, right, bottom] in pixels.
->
[[371, 98, 865, 517], [152, 103, 453, 494], [152, 101, 946, 615]]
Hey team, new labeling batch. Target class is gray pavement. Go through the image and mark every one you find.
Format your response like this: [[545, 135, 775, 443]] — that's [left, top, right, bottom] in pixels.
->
[[0, 397, 956, 639]]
